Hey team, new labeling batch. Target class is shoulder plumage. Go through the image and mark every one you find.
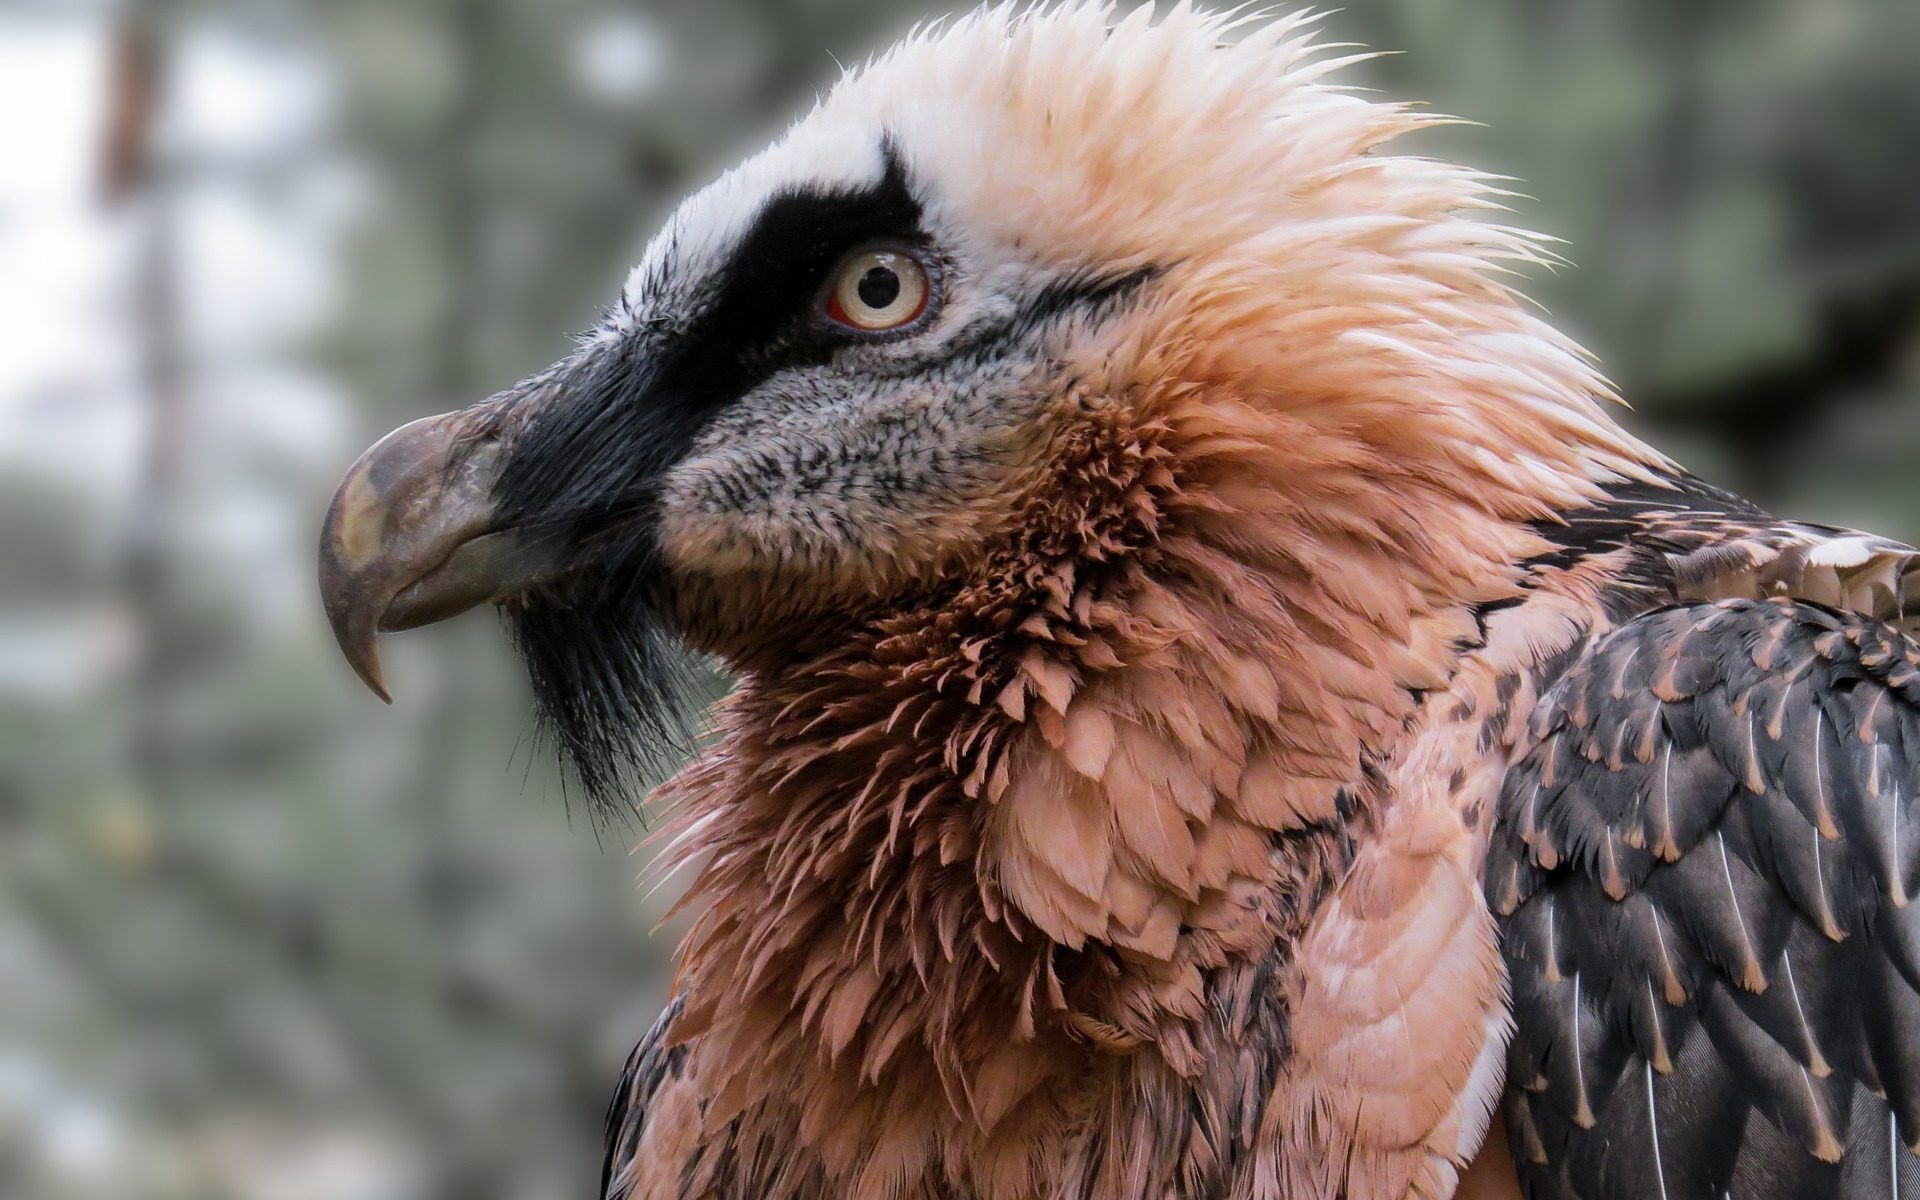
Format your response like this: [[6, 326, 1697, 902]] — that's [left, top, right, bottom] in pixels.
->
[[1491, 597, 1920, 1198], [1527, 475, 1920, 632]]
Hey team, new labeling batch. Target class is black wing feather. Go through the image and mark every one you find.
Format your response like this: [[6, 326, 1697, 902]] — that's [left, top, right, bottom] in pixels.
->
[[601, 996, 688, 1200], [1491, 598, 1920, 1199]]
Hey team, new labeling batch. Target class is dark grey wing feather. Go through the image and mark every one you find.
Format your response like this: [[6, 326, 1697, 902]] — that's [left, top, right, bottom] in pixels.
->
[[601, 996, 687, 1200], [1490, 599, 1920, 1199]]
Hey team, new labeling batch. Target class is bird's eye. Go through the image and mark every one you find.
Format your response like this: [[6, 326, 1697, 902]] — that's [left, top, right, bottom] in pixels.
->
[[825, 247, 931, 332]]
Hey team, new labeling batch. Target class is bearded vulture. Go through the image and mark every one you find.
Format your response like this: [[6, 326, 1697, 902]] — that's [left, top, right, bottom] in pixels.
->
[[316, 6, 1920, 1198]]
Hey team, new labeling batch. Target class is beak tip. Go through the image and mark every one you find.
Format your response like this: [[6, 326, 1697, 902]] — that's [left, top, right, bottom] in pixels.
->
[[328, 605, 396, 704], [360, 658, 395, 706], [319, 409, 547, 708]]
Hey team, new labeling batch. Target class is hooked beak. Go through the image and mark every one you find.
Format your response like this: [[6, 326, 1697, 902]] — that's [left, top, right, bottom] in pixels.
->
[[318, 412, 568, 702]]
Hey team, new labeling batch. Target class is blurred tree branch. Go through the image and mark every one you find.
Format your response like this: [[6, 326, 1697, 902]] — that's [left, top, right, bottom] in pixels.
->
[[104, 4, 196, 812]]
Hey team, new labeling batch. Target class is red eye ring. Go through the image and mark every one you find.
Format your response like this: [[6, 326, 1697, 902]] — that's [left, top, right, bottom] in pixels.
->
[[825, 246, 931, 332]]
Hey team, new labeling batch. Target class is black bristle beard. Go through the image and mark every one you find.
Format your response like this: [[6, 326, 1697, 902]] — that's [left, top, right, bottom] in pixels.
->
[[506, 558, 704, 825], [483, 338, 714, 825]]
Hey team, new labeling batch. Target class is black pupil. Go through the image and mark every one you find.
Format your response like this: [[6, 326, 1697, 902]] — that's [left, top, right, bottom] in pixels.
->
[[856, 265, 902, 310]]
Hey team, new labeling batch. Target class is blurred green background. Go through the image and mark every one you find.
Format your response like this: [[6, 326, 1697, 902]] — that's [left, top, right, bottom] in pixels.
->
[[1, 1, 1916, 1197]]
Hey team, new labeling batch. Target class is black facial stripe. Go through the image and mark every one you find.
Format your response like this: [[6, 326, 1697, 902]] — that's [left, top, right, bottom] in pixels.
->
[[934, 263, 1161, 370], [493, 139, 926, 536], [678, 138, 924, 393], [491, 338, 681, 536], [481, 139, 930, 813], [1024, 264, 1161, 327]]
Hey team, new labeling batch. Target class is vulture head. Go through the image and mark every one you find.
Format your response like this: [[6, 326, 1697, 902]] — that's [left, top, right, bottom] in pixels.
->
[[320, 3, 1653, 808]]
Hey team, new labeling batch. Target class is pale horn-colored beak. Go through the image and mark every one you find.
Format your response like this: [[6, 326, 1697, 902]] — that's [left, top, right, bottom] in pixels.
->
[[318, 412, 567, 702]]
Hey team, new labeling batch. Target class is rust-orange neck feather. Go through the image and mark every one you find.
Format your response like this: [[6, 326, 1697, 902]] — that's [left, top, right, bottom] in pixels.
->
[[644, 360, 1599, 1195]]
